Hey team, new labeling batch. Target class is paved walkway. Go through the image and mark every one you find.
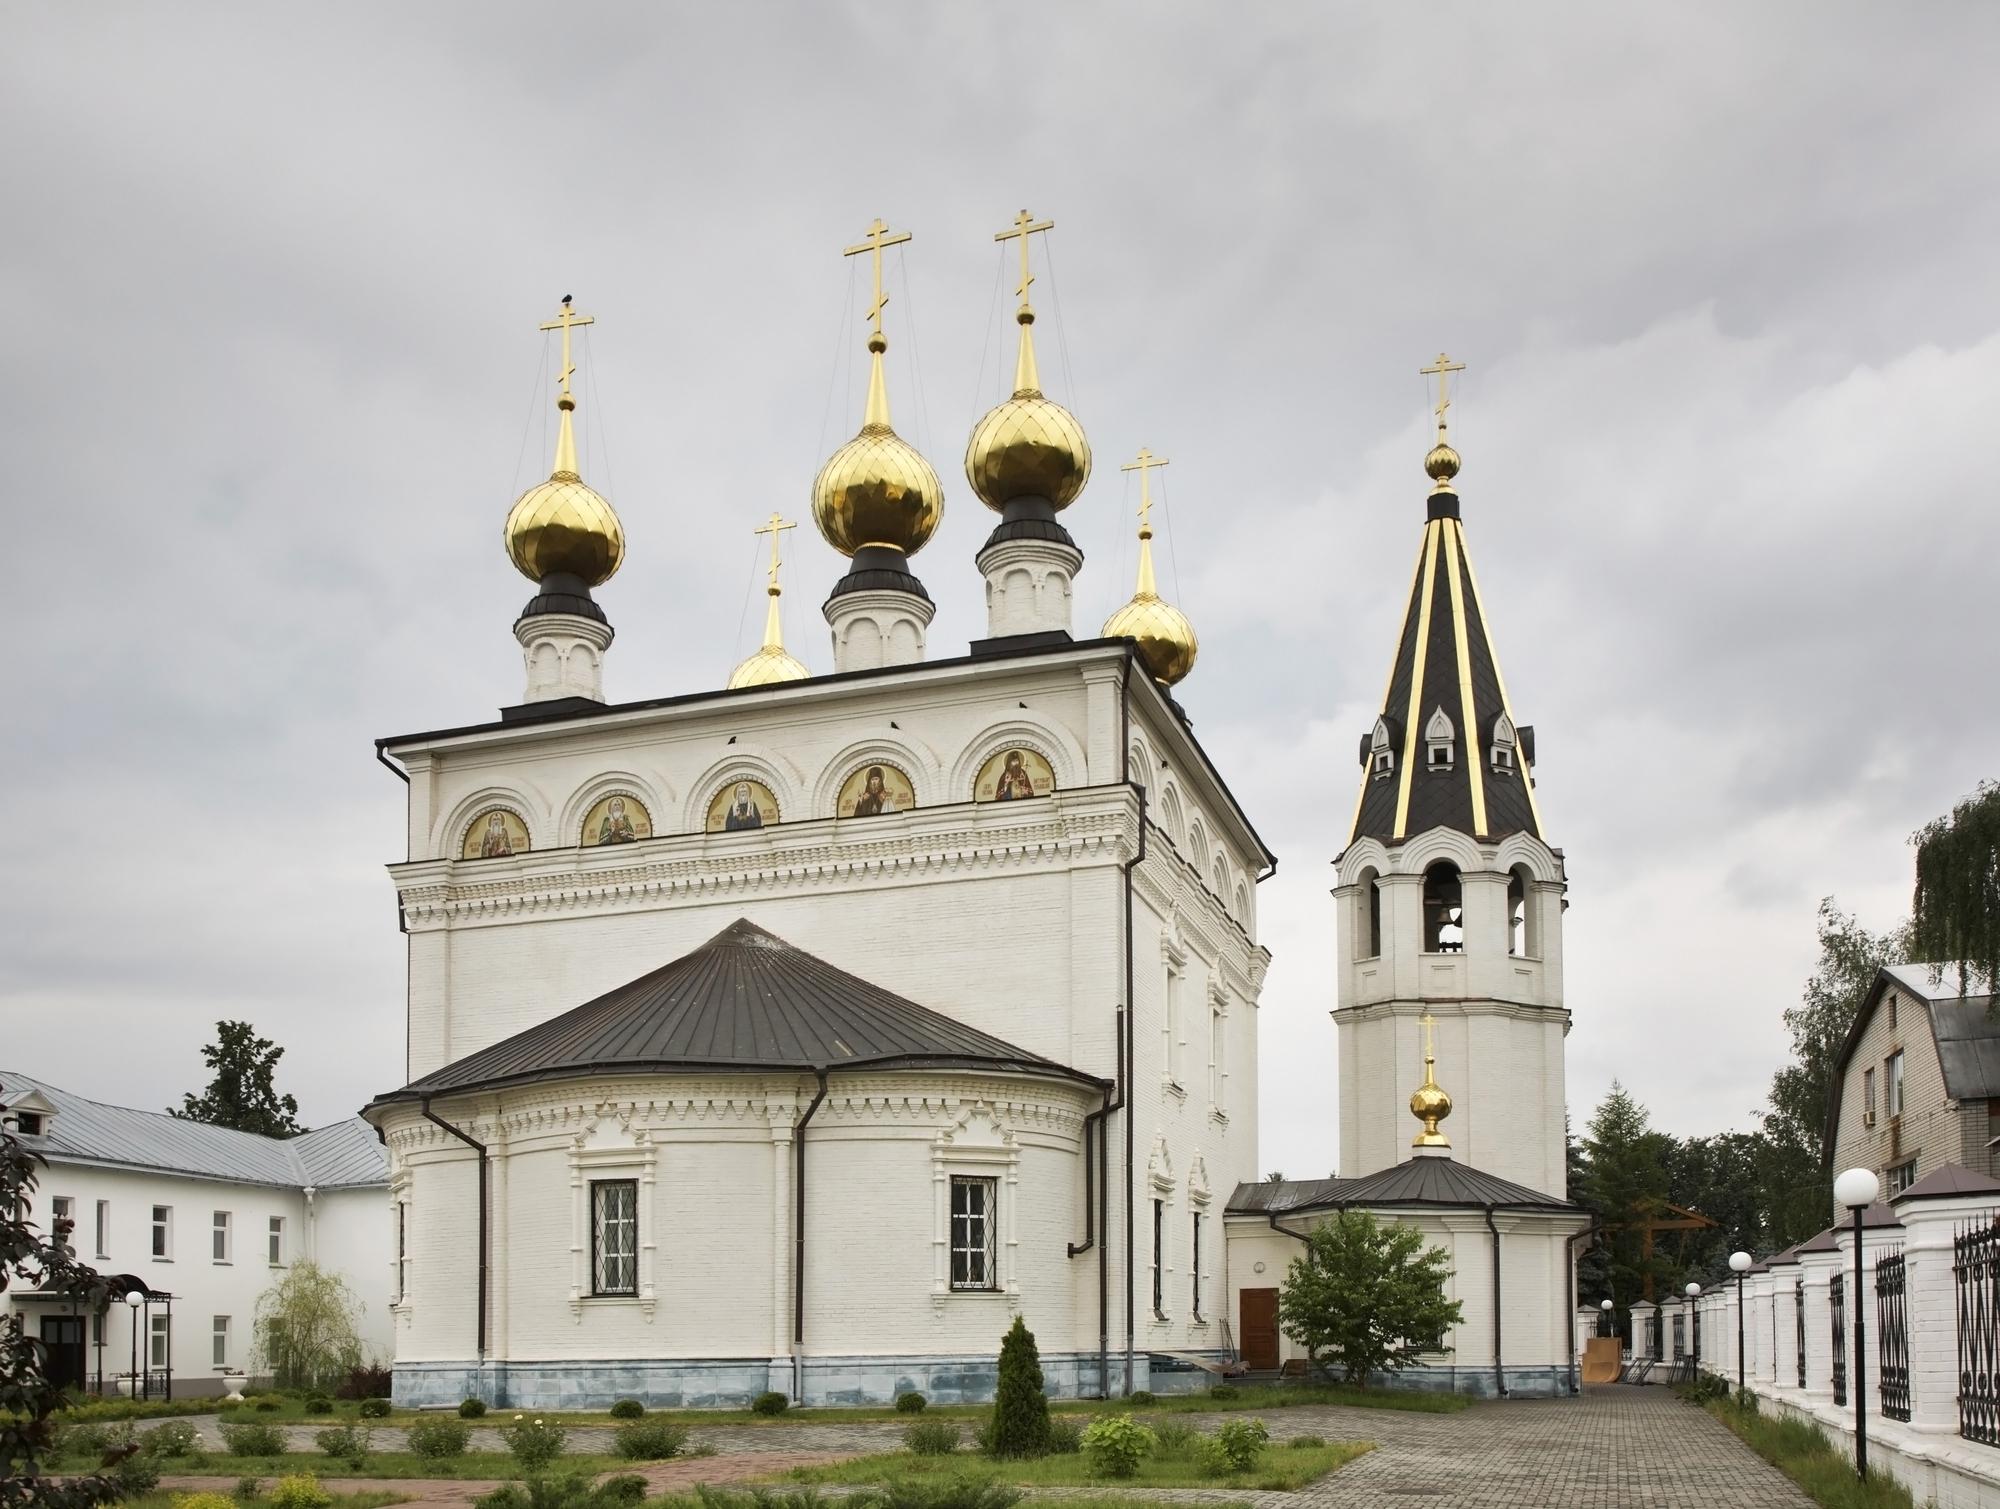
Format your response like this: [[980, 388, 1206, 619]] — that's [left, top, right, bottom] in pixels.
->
[[165, 1387, 1814, 1509]]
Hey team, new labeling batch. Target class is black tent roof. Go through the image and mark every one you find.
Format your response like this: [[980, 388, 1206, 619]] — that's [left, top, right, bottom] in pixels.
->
[[1228, 1155, 1579, 1216], [366, 918, 1103, 1109]]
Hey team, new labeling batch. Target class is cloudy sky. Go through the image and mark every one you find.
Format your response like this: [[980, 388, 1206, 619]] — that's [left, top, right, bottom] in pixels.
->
[[5, 5, 1995, 1179]]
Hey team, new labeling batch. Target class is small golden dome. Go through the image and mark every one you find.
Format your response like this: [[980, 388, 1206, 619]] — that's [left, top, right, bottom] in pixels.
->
[[506, 382, 625, 587], [966, 312, 1091, 512], [1410, 1079, 1453, 1124], [728, 643, 809, 689], [1409, 1013, 1453, 1149], [1105, 593, 1198, 687], [1425, 436, 1461, 490], [812, 337, 944, 557]]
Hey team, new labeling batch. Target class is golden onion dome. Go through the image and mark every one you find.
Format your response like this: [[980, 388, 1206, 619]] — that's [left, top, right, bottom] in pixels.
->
[[505, 390, 625, 587], [811, 334, 943, 558], [1103, 488, 1197, 687], [966, 310, 1091, 513], [1409, 1016, 1453, 1149], [728, 515, 810, 689], [1410, 1078, 1453, 1126]]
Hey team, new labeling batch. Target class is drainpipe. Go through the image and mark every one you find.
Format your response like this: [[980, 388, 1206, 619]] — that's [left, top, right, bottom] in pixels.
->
[[302, 1186, 317, 1263], [420, 1098, 488, 1360], [1564, 1219, 1600, 1395], [1118, 650, 1149, 1398], [792, 1068, 830, 1404], [1484, 1206, 1506, 1397]]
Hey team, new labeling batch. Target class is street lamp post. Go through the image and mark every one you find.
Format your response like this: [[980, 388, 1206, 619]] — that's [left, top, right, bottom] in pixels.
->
[[1600, 1297, 1615, 1339], [1685, 1281, 1701, 1376], [122, 1291, 143, 1401], [1729, 1250, 1753, 1400], [1834, 1168, 1880, 1481]]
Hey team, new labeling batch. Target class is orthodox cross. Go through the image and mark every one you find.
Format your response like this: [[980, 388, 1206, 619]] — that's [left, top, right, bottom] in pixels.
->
[[1420, 351, 1467, 433], [842, 219, 911, 339], [538, 295, 595, 396], [994, 209, 1055, 312], [1121, 447, 1169, 530], [1419, 1011, 1438, 1068], [753, 512, 797, 589]]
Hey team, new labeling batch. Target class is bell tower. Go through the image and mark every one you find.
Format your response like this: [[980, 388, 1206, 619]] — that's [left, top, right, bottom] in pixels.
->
[[1331, 355, 1569, 1197]]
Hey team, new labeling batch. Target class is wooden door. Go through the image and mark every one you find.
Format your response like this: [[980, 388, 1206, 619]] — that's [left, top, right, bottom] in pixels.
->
[[1239, 1287, 1280, 1370], [40, 1316, 86, 1394]]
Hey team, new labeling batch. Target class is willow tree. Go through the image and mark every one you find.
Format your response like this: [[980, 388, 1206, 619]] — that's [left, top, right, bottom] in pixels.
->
[[1912, 781, 2000, 994], [253, 1261, 364, 1390]]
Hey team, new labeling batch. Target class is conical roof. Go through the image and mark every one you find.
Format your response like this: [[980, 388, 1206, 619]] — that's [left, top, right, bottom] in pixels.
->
[[366, 919, 1101, 1107]]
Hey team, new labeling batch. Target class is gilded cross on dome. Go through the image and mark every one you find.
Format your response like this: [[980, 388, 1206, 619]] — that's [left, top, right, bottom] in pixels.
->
[[842, 219, 911, 341], [753, 511, 797, 589], [994, 209, 1055, 313], [539, 296, 596, 397], [1120, 448, 1170, 534], [1420, 351, 1466, 435]]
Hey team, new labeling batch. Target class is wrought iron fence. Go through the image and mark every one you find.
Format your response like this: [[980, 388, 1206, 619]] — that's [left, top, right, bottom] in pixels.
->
[[1832, 1270, 1847, 1406], [1795, 1278, 1806, 1389], [1878, 1248, 1911, 1422], [1956, 1213, 2000, 1445]]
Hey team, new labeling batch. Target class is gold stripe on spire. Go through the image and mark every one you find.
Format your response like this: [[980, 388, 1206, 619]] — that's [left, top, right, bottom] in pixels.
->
[[1391, 521, 1442, 838], [1458, 538, 1546, 837], [1442, 520, 1488, 837]]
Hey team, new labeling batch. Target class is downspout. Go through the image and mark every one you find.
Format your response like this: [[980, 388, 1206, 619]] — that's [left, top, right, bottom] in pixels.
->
[[1119, 649, 1148, 1397], [1484, 1206, 1506, 1397], [1564, 1219, 1600, 1395], [420, 1097, 488, 1360], [792, 1068, 830, 1404]]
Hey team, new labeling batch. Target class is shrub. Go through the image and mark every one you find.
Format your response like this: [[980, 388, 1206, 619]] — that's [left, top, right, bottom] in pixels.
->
[[904, 1419, 961, 1456], [303, 1394, 333, 1415], [358, 1397, 392, 1419], [1276, 1209, 1464, 1386], [609, 1398, 646, 1420], [174, 1494, 238, 1509], [1125, 1390, 1155, 1407], [1208, 1383, 1233, 1398], [268, 1473, 335, 1509], [752, 1391, 789, 1416], [1045, 1417, 1083, 1455], [144, 1418, 203, 1457], [221, 1420, 289, 1457], [1288, 1433, 1326, 1449], [895, 1391, 928, 1414], [613, 1420, 689, 1460], [474, 1488, 529, 1509], [406, 1415, 472, 1459], [64, 1421, 120, 1457], [1080, 1415, 1155, 1478], [500, 1414, 568, 1469], [1151, 1419, 1200, 1454], [234, 1478, 263, 1501], [338, 1363, 394, 1400], [596, 1475, 649, 1505], [111, 1451, 162, 1497], [988, 1317, 1050, 1458], [255, 1397, 283, 1412], [877, 1481, 1021, 1509], [314, 1423, 372, 1463], [458, 1397, 488, 1419], [1201, 1418, 1270, 1475]]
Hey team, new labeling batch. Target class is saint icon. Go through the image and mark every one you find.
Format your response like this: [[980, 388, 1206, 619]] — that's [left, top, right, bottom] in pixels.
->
[[995, 750, 1035, 801], [597, 796, 639, 845], [852, 766, 894, 817], [724, 782, 764, 831], [479, 812, 515, 858]]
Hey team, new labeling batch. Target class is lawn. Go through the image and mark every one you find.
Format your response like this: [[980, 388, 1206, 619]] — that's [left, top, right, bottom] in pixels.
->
[[1699, 1399, 1915, 1509], [121, 1493, 402, 1509], [55, 1450, 629, 1482], [777, 1441, 1374, 1492], [1120, 1382, 1468, 1416]]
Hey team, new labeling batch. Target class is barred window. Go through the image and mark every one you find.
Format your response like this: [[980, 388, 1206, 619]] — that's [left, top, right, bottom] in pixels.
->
[[1151, 1199, 1166, 1318], [1191, 1211, 1204, 1321], [591, 1180, 638, 1297], [950, 1177, 998, 1291]]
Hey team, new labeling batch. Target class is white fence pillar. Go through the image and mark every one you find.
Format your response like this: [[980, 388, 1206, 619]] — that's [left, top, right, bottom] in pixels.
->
[[1630, 1299, 1659, 1361], [1797, 1237, 1839, 1406], [1893, 1190, 1998, 1439]]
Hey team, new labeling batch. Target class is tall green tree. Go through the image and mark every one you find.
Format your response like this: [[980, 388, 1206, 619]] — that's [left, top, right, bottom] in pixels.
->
[[171, 1021, 303, 1137], [1756, 900, 1906, 1247], [1275, 1209, 1464, 1386], [1576, 1083, 1675, 1306], [1912, 780, 2000, 995], [989, 1316, 1050, 1457]]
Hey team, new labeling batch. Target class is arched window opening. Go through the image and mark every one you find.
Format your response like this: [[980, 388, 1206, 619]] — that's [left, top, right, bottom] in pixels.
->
[[1367, 871, 1384, 958], [1425, 707, 1455, 771], [1367, 718, 1395, 780], [1422, 862, 1463, 953], [1508, 867, 1527, 956], [1491, 712, 1518, 774]]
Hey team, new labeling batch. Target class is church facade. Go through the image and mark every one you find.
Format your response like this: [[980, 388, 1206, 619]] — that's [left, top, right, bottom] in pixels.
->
[[364, 226, 1583, 1407]]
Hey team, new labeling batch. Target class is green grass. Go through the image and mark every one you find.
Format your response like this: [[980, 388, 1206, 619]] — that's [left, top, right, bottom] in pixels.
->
[[1701, 1400, 1915, 1509], [1120, 1383, 1469, 1416], [121, 1494, 401, 1509], [775, 1441, 1373, 1492], [57, 1450, 628, 1482]]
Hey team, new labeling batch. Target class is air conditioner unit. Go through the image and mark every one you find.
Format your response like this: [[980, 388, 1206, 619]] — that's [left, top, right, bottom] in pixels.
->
[[1863, 1111, 1876, 1128]]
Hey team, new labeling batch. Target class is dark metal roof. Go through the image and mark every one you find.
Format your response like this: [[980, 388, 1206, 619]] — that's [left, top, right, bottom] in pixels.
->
[[1825, 964, 2000, 1168], [1892, 1162, 2000, 1204], [1795, 1227, 1842, 1254], [1349, 485, 1541, 848], [1228, 1155, 1579, 1216], [367, 918, 1106, 1109]]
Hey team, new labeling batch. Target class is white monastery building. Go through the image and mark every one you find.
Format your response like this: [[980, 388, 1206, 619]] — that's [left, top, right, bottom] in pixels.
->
[[0, 1073, 390, 1397], [356, 222, 1587, 1406]]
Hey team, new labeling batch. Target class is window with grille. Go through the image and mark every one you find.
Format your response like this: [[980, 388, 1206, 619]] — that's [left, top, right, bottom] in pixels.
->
[[950, 1177, 998, 1291], [1151, 1199, 1166, 1318], [1191, 1211, 1203, 1321], [394, 1203, 408, 1302], [591, 1180, 638, 1296]]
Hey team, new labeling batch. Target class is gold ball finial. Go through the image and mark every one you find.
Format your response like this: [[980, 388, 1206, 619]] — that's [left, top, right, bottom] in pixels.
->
[[1410, 1013, 1453, 1149], [1425, 438, 1461, 487]]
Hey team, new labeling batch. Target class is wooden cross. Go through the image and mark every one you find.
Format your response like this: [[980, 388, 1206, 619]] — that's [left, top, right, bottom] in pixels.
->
[[994, 208, 1055, 311], [1120, 447, 1169, 530], [538, 295, 595, 396], [842, 219, 912, 339], [1420, 352, 1467, 428], [753, 512, 796, 589]]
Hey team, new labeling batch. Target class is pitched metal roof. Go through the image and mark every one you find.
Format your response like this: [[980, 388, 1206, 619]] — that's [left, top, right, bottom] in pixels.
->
[[1826, 965, 2000, 1165], [1348, 481, 1542, 848], [0, 1071, 385, 1189], [368, 918, 1106, 1109], [1228, 1155, 1579, 1216]]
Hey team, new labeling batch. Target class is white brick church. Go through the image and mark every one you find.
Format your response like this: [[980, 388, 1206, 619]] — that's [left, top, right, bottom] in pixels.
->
[[361, 224, 1587, 1408]]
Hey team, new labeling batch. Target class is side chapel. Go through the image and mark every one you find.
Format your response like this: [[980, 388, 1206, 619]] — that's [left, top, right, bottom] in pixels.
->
[[363, 219, 1586, 1407]]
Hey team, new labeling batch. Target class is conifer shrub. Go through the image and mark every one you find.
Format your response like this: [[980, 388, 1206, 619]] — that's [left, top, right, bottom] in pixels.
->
[[895, 1391, 928, 1414], [458, 1397, 488, 1419], [751, 1391, 789, 1417], [609, 1398, 646, 1420], [357, 1397, 391, 1419], [987, 1317, 1050, 1458]]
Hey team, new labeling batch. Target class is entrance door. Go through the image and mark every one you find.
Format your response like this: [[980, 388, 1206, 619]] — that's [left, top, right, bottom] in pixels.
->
[[40, 1316, 86, 1394], [1239, 1287, 1280, 1371]]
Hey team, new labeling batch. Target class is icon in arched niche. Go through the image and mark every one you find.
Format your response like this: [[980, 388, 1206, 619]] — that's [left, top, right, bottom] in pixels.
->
[[581, 793, 652, 846], [462, 807, 530, 860], [707, 779, 780, 832], [975, 747, 1056, 803], [837, 762, 915, 818]]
